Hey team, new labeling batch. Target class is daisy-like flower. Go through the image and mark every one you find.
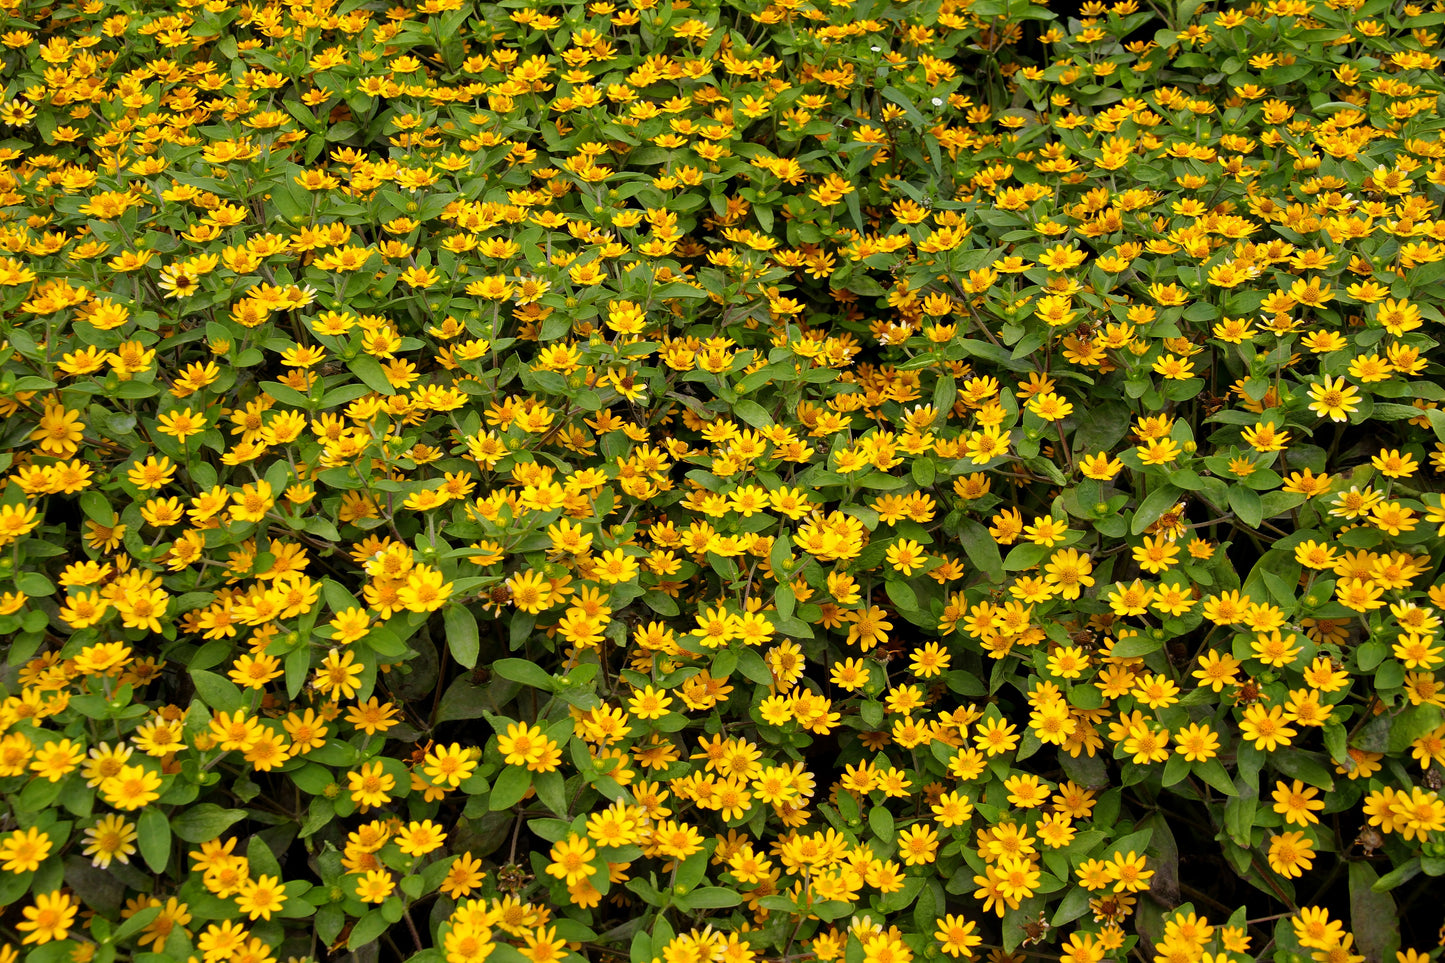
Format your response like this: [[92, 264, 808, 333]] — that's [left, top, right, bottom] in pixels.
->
[[1239, 704, 1298, 751], [396, 820, 447, 857], [1267, 831, 1315, 878], [423, 742, 478, 787], [545, 835, 597, 886], [1044, 548, 1094, 600], [235, 875, 287, 921], [17, 890, 76, 945], [347, 762, 395, 809], [0, 826, 52, 874], [30, 403, 84, 456], [100, 763, 163, 810], [82, 815, 138, 869], [354, 870, 395, 903], [1307, 374, 1361, 421], [1174, 723, 1220, 762], [30, 739, 85, 782], [313, 649, 363, 700], [439, 853, 486, 898], [1272, 779, 1325, 826], [157, 262, 201, 298], [897, 824, 940, 865]]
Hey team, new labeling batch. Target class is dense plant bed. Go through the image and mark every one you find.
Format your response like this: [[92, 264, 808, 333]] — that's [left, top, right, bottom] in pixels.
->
[[0, 0, 1442, 962]]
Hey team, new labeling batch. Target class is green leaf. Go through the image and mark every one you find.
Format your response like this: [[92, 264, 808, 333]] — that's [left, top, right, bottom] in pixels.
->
[[190, 670, 242, 711], [533, 771, 567, 815], [348, 355, 395, 395], [1194, 758, 1237, 796], [349, 908, 391, 949], [445, 605, 480, 669], [1387, 705, 1444, 754], [957, 519, 1004, 583], [911, 457, 935, 488], [1109, 634, 1161, 658], [913, 880, 939, 934], [1351, 862, 1401, 963], [1132, 485, 1182, 535], [1271, 749, 1334, 790], [770, 532, 793, 577], [681, 887, 741, 909], [285, 644, 310, 700], [1222, 779, 1257, 846], [489, 766, 532, 811], [138, 807, 171, 874], [1072, 401, 1132, 454], [675, 848, 709, 891], [259, 380, 312, 408], [868, 806, 894, 843], [732, 399, 774, 428], [736, 648, 772, 685], [644, 590, 679, 616], [1004, 543, 1049, 571], [629, 928, 652, 963], [79, 491, 115, 524], [932, 376, 956, 415], [1162, 753, 1191, 787], [1425, 407, 1445, 443], [812, 900, 853, 922], [113, 905, 162, 943], [1229, 486, 1263, 530], [885, 579, 917, 613], [492, 658, 557, 691], [171, 803, 248, 842], [881, 86, 926, 128]]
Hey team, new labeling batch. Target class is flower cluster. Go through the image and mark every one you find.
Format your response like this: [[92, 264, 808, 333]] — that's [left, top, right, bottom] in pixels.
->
[[0, 0, 1444, 960]]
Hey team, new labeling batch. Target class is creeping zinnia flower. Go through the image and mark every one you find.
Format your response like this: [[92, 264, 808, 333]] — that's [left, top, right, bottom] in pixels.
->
[[29, 403, 83, 456], [17, 890, 76, 945], [100, 763, 163, 810], [82, 815, 138, 869]]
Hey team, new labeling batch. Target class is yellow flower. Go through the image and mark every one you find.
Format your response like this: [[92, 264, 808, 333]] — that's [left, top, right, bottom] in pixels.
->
[[1044, 548, 1094, 600], [235, 875, 288, 920], [73, 642, 132, 675], [0, 826, 51, 874], [897, 824, 939, 865], [17, 890, 76, 945], [1104, 850, 1153, 893], [30, 738, 84, 782], [440, 853, 486, 898], [423, 742, 478, 787], [546, 835, 597, 886], [127, 455, 177, 491], [229, 480, 274, 523], [30, 404, 84, 456], [1078, 451, 1123, 479], [1239, 704, 1297, 751], [1174, 723, 1220, 763], [344, 698, 400, 736], [1307, 375, 1361, 421], [347, 761, 395, 809], [1272, 779, 1325, 826], [101, 763, 163, 810], [397, 820, 447, 856], [82, 815, 137, 869], [313, 649, 363, 700], [328, 607, 371, 644], [1266, 831, 1314, 878], [627, 685, 673, 720]]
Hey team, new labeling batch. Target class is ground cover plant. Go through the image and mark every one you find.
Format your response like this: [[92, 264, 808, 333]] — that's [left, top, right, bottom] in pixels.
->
[[0, 0, 1444, 961]]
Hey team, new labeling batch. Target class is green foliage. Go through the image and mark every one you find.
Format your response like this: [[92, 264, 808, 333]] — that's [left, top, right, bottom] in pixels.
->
[[0, 0, 1444, 962]]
